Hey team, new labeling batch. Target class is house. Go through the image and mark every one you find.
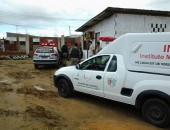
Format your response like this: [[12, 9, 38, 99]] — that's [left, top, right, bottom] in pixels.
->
[[76, 7, 170, 58]]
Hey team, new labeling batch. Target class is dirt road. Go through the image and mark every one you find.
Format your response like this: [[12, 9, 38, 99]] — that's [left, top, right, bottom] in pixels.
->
[[0, 60, 167, 130]]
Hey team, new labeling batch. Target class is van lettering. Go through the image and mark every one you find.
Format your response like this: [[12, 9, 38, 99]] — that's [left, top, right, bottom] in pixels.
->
[[166, 55, 170, 59], [164, 45, 170, 52], [140, 54, 164, 59]]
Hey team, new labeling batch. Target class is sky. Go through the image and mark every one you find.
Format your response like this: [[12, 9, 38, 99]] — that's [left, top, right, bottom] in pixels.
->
[[0, 0, 170, 38]]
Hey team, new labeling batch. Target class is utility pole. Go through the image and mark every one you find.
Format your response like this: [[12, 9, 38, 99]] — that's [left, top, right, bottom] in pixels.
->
[[16, 25, 19, 51], [61, 35, 65, 48], [16, 25, 18, 33], [25, 28, 28, 34], [69, 26, 71, 36], [26, 34, 30, 54]]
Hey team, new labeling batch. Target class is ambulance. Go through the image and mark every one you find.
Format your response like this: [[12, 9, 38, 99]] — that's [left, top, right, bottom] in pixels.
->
[[53, 32, 170, 127]]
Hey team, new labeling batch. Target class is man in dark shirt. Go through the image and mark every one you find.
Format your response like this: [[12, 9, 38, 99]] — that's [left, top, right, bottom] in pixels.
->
[[69, 42, 80, 65], [61, 42, 68, 66]]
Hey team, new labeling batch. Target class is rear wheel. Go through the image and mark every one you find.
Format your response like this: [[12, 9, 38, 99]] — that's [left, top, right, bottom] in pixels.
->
[[57, 79, 72, 98], [142, 98, 170, 127], [34, 64, 38, 69]]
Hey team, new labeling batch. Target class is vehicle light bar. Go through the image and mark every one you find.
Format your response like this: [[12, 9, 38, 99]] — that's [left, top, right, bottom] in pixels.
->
[[40, 42, 56, 46]]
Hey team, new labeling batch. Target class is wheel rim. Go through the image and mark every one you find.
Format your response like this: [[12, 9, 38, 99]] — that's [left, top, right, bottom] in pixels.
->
[[146, 104, 166, 122]]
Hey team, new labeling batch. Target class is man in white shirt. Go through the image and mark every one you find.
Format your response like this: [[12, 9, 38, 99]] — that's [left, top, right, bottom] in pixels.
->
[[88, 41, 102, 57], [88, 41, 95, 57]]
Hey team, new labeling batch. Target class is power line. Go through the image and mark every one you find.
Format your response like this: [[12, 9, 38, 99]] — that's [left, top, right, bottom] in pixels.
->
[[0, 10, 88, 29], [0, 10, 89, 21], [0, 21, 55, 30], [0, 10, 86, 36], [0, 21, 82, 30]]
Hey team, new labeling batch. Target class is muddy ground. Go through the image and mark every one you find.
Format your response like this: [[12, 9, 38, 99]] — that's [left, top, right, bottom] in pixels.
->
[[0, 60, 168, 130]]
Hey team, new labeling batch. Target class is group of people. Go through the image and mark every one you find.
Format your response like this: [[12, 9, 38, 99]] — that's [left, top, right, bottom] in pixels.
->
[[60, 42, 83, 66], [60, 40, 101, 66], [88, 41, 101, 57]]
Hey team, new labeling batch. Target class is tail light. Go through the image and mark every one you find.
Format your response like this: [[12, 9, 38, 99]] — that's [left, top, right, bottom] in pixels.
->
[[49, 43, 56, 46], [33, 54, 38, 56], [51, 54, 58, 56]]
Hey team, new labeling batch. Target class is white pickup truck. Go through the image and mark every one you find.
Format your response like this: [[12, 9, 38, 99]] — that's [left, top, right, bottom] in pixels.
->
[[53, 32, 170, 127]]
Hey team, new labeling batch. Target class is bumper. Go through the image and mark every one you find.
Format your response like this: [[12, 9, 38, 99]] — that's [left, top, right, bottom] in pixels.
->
[[33, 60, 58, 65]]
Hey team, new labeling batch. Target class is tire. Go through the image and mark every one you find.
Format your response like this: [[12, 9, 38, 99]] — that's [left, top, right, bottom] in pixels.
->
[[62, 59, 66, 67], [142, 98, 170, 127], [57, 79, 72, 98], [34, 64, 38, 69]]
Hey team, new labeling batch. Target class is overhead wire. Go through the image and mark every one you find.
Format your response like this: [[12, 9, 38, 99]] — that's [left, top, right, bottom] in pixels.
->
[[0, 21, 54, 30], [0, 10, 89, 21], [0, 10, 89, 30]]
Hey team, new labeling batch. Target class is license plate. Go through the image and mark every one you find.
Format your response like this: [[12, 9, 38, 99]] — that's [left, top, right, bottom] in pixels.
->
[[41, 56, 48, 58]]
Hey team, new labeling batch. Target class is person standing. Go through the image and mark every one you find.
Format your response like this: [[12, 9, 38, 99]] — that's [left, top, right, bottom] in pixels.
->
[[95, 41, 101, 54], [61, 42, 68, 66], [61, 42, 68, 56], [78, 42, 83, 62], [88, 41, 95, 57], [69, 42, 80, 65]]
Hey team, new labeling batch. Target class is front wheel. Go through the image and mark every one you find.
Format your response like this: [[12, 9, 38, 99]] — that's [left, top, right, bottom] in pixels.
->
[[57, 79, 72, 98], [142, 98, 170, 128]]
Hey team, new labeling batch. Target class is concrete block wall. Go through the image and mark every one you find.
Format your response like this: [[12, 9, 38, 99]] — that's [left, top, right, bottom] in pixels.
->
[[84, 13, 170, 50]]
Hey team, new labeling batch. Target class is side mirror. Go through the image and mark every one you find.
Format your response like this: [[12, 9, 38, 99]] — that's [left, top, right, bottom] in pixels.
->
[[76, 64, 81, 69]]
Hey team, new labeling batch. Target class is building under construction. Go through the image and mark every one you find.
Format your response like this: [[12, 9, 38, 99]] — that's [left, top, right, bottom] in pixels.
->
[[0, 32, 81, 56]]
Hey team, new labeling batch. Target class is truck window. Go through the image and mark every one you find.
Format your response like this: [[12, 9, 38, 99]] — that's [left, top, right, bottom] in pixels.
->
[[81, 55, 110, 71], [107, 55, 117, 72]]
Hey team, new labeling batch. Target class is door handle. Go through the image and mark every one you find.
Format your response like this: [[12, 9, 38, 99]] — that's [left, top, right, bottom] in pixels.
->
[[96, 75, 102, 79]]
